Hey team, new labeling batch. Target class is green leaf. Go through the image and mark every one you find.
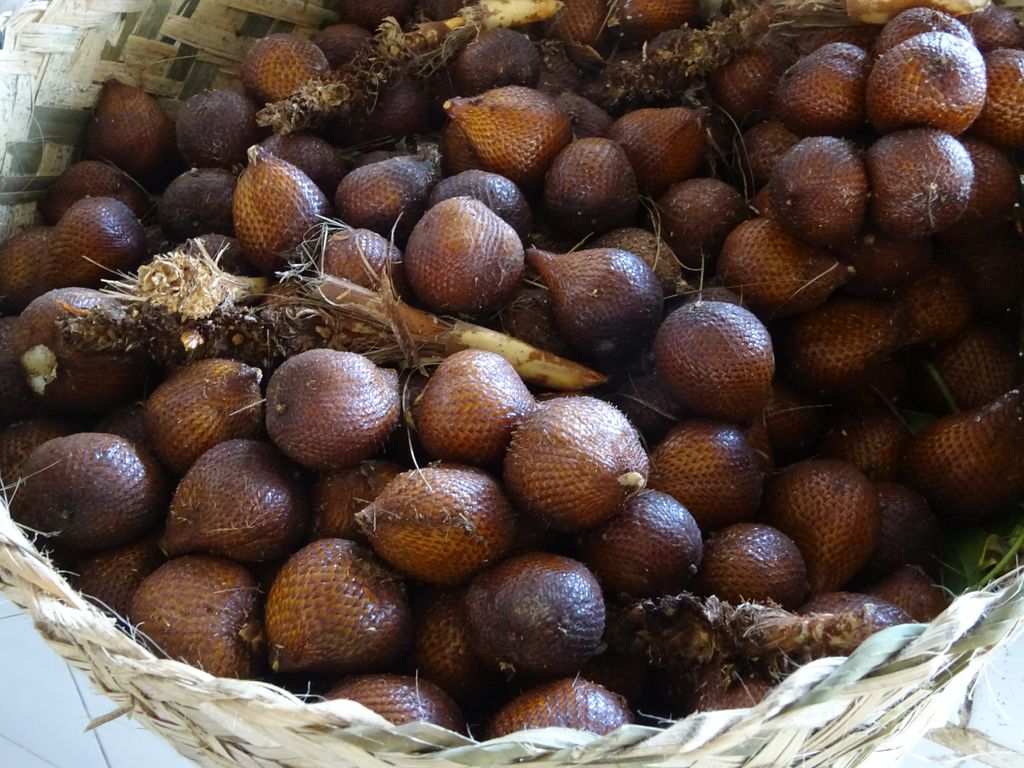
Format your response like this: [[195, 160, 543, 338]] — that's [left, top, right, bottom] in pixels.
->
[[939, 506, 1024, 594]]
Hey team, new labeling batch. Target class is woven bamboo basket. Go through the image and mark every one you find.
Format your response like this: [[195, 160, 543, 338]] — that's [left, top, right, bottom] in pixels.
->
[[1, 1, 1024, 766]]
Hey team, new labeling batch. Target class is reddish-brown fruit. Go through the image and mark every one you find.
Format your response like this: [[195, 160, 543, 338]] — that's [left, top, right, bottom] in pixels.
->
[[528, 247, 663, 361], [405, 197, 524, 314], [857, 482, 941, 584], [413, 350, 534, 467], [0, 417, 74, 483], [617, 0, 701, 44], [39, 161, 152, 225], [547, 0, 607, 48], [866, 565, 948, 622], [656, 178, 748, 270], [605, 371, 684, 445], [942, 138, 1017, 236], [233, 148, 329, 273], [957, 231, 1024, 319], [73, 531, 164, 617], [358, 465, 516, 585], [579, 490, 703, 597], [775, 298, 907, 396], [591, 228, 683, 295], [867, 129, 974, 239], [412, 590, 502, 706], [817, 407, 909, 481], [710, 48, 789, 125], [311, 23, 372, 67], [838, 230, 931, 299], [163, 439, 308, 562], [487, 678, 632, 738], [964, 6, 1024, 52], [144, 358, 263, 475], [543, 138, 638, 237], [867, 32, 986, 135], [452, 29, 541, 96], [175, 90, 261, 170], [696, 523, 809, 609], [335, 151, 440, 243], [44, 196, 146, 289], [648, 420, 762, 531], [799, 25, 880, 55], [94, 401, 149, 447], [321, 228, 406, 293], [0, 226, 50, 313], [916, 323, 1021, 413], [841, 355, 913, 408], [265, 538, 411, 674], [686, 666, 775, 713], [770, 137, 868, 247], [443, 86, 572, 189], [654, 300, 775, 421], [762, 459, 880, 595], [759, 383, 827, 466], [607, 107, 707, 196], [83, 79, 177, 186], [971, 48, 1024, 149], [799, 591, 912, 626], [157, 169, 236, 242], [10, 432, 167, 551], [874, 7, 973, 55], [775, 43, 869, 137], [902, 389, 1024, 524], [901, 260, 973, 346], [14, 288, 147, 414], [419, 0, 462, 18], [336, 0, 414, 27], [719, 217, 852, 320], [259, 133, 347, 197], [742, 121, 799, 189], [467, 552, 605, 677], [504, 396, 649, 532], [266, 349, 400, 471], [309, 461, 403, 542], [240, 33, 329, 105], [498, 288, 572, 356], [325, 674, 465, 731], [343, 78, 432, 146], [554, 92, 614, 138], [578, 652, 649, 707], [427, 169, 532, 237], [131, 555, 262, 678]]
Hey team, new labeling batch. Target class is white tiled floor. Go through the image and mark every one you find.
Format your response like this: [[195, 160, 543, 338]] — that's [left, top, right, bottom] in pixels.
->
[[0, 593, 1020, 767]]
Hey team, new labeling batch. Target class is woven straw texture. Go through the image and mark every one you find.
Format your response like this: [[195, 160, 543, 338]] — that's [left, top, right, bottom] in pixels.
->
[[2, 0, 1024, 766]]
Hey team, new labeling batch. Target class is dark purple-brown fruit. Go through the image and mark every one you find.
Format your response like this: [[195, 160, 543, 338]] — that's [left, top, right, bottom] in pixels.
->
[[656, 178, 748, 270], [0, 318, 43, 428], [762, 459, 880, 595], [742, 121, 799, 188], [336, 0, 414, 28], [0, 226, 50, 313], [452, 29, 540, 96], [965, 6, 1024, 52], [163, 439, 308, 563], [259, 133, 347, 197], [83, 79, 177, 186], [467, 552, 604, 678], [866, 565, 948, 622], [874, 7, 973, 55], [266, 349, 400, 471], [709, 48, 789, 125], [264, 538, 411, 674], [14, 288, 147, 414], [718, 217, 853, 319], [915, 323, 1021, 413], [770, 137, 868, 247], [498, 288, 571, 356], [654, 300, 774, 422], [579, 490, 702, 597], [43, 196, 146, 289], [157, 168, 236, 242], [758, 382, 827, 465], [867, 32, 986, 135], [591, 227, 683, 295], [901, 260, 973, 346], [775, 43, 869, 137], [838, 229, 931, 299], [696, 523, 808, 609], [957, 229, 1024, 319], [487, 678, 632, 737], [605, 371, 685, 445], [427, 169, 532, 237], [93, 401, 148, 448], [345, 78, 432, 146], [817, 406, 910, 481], [942, 138, 1018, 236], [799, 591, 911, 626], [73, 531, 164, 617], [321, 228, 405, 293], [130, 555, 263, 678], [554, 92, 614, 138], [543, 138, 638, 237], [648, 420, 762, 531], [686, 666, 775, 713], [867, 129, 973, 239], [0, 417, 74, 483], [175, 89, 261, 170], [607, 107, 707, 196], [39, 161, 152, 225], [312, 23, 372, 67], [10, 432, 167, 551], [405, 197, 524, 315], [144, 358, 264, 475], [240, 33, 329, 105], [325, 674, 464, 731], [504, 396, 649, 532], [528, 247, 663, 361], [856, 482, 940, 584]]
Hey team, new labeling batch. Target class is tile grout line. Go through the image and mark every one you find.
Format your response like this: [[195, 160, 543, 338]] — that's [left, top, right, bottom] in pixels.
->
[[0, 732, 63, 768], [65, 662, 113, 768]]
